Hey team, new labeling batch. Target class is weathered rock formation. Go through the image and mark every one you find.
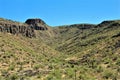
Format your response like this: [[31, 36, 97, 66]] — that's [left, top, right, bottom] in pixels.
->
[[0, 18, 35, 38], [0, 18, 50, 38], [96, 20, 120, 28], [25, 18, 48, 30]]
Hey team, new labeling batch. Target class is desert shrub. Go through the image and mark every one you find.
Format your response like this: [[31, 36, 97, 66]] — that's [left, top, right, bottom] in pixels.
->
[[1, 69, 8, 77], [8, 64, 15, 71], [46, 74, 54, 80], [66, 68, 74, 79], [48, 64, 54, 70], [116, 59, 120, 66], [7, 73, 19, 80], [96, 66, 103, 73], [102, 70, 117, 79], [117, 68, 120, 72], [33, 64, 40, 70], [78, 73, 96, 80], [103, 72, 112, 79], [52, 70, 62, 79], [37, 73, 41, 78]]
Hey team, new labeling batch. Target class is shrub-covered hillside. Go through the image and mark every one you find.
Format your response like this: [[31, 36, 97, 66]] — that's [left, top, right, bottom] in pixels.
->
[[0, 18, 120, 80]]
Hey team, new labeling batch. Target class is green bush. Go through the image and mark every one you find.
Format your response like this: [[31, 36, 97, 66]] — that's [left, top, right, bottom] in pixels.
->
[[102, 70, 116, 79], [116, 59, 120, 66], [8, 64, 15, 71], [33, 64, 40, 70], [96, 66, 103, 73], [7, 73, 19, 80]]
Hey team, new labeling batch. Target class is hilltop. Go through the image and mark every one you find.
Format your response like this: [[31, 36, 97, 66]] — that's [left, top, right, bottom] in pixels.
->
[[0, 18, 120, 80]]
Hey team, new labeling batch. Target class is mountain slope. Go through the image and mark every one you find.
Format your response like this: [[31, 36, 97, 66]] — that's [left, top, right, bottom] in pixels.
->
[[0, 18, 120, 80], [41, 20, 120, 79], [0, 32, 60, 80]]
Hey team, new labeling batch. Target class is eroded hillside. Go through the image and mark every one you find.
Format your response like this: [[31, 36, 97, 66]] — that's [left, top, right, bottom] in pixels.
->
[[0, 18, 120, 80]]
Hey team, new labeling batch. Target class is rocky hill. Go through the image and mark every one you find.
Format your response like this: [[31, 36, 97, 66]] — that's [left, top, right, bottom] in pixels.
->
[[0, 18, 120, 80], [0, 18, 49, 38], [25, 18, 48, 30]]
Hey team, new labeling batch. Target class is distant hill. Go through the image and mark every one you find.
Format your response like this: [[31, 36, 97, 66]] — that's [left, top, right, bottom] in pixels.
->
[[0, 17, 120, 80]]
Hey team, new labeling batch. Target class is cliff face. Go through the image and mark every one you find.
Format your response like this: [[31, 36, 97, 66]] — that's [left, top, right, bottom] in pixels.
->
[[0, 24, 35, 38], [25, 18, 48, 30], [0, 18, 35, 38], [0, 18, 50, 38]]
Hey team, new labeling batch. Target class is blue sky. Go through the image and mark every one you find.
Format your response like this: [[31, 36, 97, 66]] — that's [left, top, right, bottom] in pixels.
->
[[0, 0, 120, 26]]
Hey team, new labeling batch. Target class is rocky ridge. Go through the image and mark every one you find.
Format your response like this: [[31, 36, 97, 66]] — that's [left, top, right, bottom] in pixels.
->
[[0, 18, 120, 38], [25, 18, 48, 30], [0, 18, 48, 38]]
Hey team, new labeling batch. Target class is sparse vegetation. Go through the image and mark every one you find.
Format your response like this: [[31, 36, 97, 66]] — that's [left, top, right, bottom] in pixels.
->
[[0, 18, 120, 79]]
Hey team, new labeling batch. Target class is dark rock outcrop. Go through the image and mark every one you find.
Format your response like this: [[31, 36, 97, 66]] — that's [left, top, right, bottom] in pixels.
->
[[97, 21, 114, 27], [25, 18, 45, 25], [107, 22, 120, 28], [73, 24, 96, 29], [96, 20, 120, 28], [0, 18, 35, 38], [25, 18, 48, 30], [58, 24, 96, 29], [0, 24, 35, 38]]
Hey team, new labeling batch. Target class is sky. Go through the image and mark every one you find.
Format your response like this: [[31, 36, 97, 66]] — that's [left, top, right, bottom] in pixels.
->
[[0, 0, 120, 26]]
